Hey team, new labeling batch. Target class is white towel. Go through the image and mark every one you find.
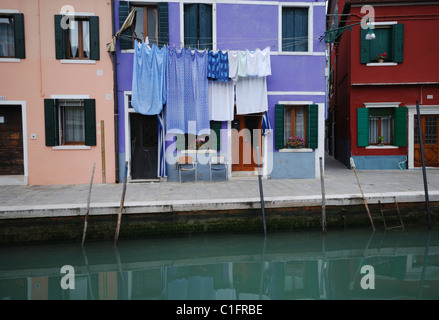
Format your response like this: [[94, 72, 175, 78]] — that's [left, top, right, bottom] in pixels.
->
[[237, 50, 247, 77], [236, 76, 268, 115], [228, 50, 239, 82], [257, 47, 272, 77], [209, 80, 235, 121], [246, 49, 259, 76]]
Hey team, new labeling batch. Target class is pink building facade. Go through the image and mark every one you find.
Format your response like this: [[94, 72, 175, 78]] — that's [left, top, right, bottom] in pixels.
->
[[0, 0, 115, 185]]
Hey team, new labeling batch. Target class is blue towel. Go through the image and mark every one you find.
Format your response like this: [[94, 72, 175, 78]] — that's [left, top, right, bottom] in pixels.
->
[[131, 41, 167, 115]]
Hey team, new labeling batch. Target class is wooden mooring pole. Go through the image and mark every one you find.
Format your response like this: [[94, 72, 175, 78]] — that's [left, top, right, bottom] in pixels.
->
[[81, 162, 96, 247], [416, 101, 432, 230], [350, 157, 376, 231], [256, 147, 267, 237], [114, 161, 128, 247], [319, 157, 326, 235]]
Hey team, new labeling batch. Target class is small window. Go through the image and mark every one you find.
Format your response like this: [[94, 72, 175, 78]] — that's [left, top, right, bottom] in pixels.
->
[[132, 6, 158, 45], [369, 108, 394, 145], [284, 106, 307, 147], [282, 7, 309, 52], [67, 18, 90, 59], [0, 13, 25, 58], [44, 98, 96, 147], [361, 24, 404, 64], [184, 3, 212, 50]]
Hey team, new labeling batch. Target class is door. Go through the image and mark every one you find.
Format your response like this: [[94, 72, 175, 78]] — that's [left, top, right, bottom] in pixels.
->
[[0, 105, 24, 175], [231, 114, 262, 171], [414, 115, 439, 167], [130, 113, 159, 179]]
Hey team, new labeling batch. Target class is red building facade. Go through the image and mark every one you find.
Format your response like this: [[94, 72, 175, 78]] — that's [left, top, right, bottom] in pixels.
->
[[327, 0, 439, 170]]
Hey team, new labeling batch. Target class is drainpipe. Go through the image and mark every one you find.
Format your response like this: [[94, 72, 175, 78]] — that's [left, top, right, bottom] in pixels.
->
[[111, 0, 120, 183]]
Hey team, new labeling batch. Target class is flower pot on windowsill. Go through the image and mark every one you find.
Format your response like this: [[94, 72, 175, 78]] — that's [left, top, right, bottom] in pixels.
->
[[378, 59, 384, 63]]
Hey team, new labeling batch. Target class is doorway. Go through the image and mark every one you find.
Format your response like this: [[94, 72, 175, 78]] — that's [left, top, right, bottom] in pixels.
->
[[231, 114, 262, 172], [130, 113, 159, 179], [414, 115, 439, 167], [0, 105, 24, 175]]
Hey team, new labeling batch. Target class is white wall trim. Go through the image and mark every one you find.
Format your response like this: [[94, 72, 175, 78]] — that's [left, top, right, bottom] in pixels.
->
[[52, 146, 91, 150], [366, 62, 398, 67], [268, 91, 326, 96], [407, 105, 439, 169], [60, 59, 96, 64], [364, 102, 401, 108], [279, 101, 314, 105], [0, 9, 19, 13], [50, 95, 90, 99], [0, 100, 28, 182], [0, 58, 20, 63], [59, 11, 95, 17], [124, 91, 134, 180]]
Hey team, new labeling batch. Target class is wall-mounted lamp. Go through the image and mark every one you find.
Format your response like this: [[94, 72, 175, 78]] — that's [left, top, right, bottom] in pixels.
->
[[325, 21, 375, 43]]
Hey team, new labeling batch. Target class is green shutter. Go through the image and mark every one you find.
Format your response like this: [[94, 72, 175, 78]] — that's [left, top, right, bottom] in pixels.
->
[[392, 24, 404, 63], [306, 104, 318, 149], [158, 2, 169, 47], [54, 15, 67, 59], [89, 16, 100, 60], [118, 1, 132, 50], [13, 13, 25, 59], [44, 99, 58, 146], [357, 108, 370, 147], [210, 121, 221, 151], [199, 4, 212, 50], [175, 134, 186, 151], [84, 99, 96, 146], [360, 27, 371, 63], [184, 4, 199, 48], [394, 106, 407, 147], [275, 104, 285, 149]]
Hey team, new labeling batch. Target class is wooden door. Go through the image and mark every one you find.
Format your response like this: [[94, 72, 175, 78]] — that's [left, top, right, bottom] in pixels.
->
[[231, 114, 262, 171], [130, 113, 159, 179], [414, 115, 439, 167], [0, 105, 24, 175]]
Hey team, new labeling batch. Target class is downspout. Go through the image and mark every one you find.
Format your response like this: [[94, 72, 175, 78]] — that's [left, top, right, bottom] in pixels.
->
[[111, 0, 120, 183]]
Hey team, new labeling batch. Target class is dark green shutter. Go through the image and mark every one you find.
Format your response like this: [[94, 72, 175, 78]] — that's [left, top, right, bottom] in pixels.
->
[[275, 104, 285, 149], [306, 104, 318, 149], [13, 13, 25, 59], [394, 106, 407, 147], [89, 16, 100, 60], [184, 4, 198, 48], [199, 4, 212, 50], [282, 8, 293, 51], [357, 108, 370, 147], [392, 24, 404, 63], [118, 1, 132, 50], [54, 15, 67, 59], [282, 8, 308, 52], [211, 121, 221, 151], [360, 27, 371, 63], [44, 99, 58, 146], [175, 134, 186, 151], [84, 99, 96, 146], [158, 3, 169, 47]]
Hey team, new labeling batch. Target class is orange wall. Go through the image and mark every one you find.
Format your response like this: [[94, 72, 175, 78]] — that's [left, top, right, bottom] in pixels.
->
[[0, 0, 115, 185]]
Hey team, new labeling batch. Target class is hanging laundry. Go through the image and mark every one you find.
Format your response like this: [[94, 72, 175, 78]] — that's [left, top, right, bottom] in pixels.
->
[[246, 49, 259, 77], [228, 50, 239, 82], [257, 47, 272, 77], [166, 47, 210, 136], [237, 50, 247, 77], [131, 41, 167, 115], [209, 80, 235, 121], [208, 50, 230, 81], [235, 76, 268, 115]]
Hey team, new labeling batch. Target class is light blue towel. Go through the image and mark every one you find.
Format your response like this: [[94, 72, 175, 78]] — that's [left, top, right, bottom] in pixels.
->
[[131, 41, 167, 115]]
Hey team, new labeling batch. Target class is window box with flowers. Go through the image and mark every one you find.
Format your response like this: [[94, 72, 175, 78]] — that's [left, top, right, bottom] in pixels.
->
[[376, 52, 387, 63], [286, 136, 305, 149]]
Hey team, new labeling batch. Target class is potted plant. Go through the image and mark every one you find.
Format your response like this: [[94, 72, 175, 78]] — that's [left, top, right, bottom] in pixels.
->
[[286, 136, 305, 149], [191, 137, 207, 150], [376, 52, 387, 63], [378, 136, 384, 146]]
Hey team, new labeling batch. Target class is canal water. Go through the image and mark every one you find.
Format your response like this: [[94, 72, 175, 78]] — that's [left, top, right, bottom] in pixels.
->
[[0, 226, 438, 301]]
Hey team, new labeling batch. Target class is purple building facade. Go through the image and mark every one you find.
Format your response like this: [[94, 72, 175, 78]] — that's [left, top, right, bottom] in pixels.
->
[[113, 0, 327, 182]]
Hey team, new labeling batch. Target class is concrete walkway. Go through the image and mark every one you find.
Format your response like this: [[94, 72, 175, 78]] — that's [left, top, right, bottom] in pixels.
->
[[0, 153, 438, 219]]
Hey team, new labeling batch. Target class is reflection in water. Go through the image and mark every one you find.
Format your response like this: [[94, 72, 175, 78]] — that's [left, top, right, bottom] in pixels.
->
[[1, 228, 439, 300]]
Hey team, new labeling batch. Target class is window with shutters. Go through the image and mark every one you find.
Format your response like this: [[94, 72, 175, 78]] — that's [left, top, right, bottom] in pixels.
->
[[281, 7, 309, 52], [0, 13, 25, 59], [44, 99, 96, 147], [361, 24, 404, 64], [184, 3, 212, 50], [275, 104, 318, 149], [118, 1, 168, 50], [357, 106, 407, 147], [54, 15, 99, 60]]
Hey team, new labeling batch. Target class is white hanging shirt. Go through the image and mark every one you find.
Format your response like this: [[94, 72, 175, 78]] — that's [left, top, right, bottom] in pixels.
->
[[237, 50, 248, 77], [246, 49, 259, 76], [257, 47, 271, 77], [228, 50, 239, 82], [235, 76, 268, 115]]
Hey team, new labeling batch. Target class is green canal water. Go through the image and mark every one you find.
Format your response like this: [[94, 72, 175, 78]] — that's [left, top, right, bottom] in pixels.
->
[[0, 227, 438, 301]]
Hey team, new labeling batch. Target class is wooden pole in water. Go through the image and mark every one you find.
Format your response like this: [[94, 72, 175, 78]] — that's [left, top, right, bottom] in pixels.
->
[[350, 157, 376, 231], [114, 161, 128, 247], [319, 157, 326, 235], [81, 162, 96, 247], [101, 120, 106, 184], [416, 101, 432, 230], [256, 147, 267, 237]]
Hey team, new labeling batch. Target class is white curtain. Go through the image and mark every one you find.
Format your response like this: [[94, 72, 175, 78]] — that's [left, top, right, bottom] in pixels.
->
[[295, 107, 305, 139], [64, 104, 85, 143], [82, 21, 90, 58], [69, 21, 79, 57], [284, 107, 292, 143], [0, 17, 15, 57]]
